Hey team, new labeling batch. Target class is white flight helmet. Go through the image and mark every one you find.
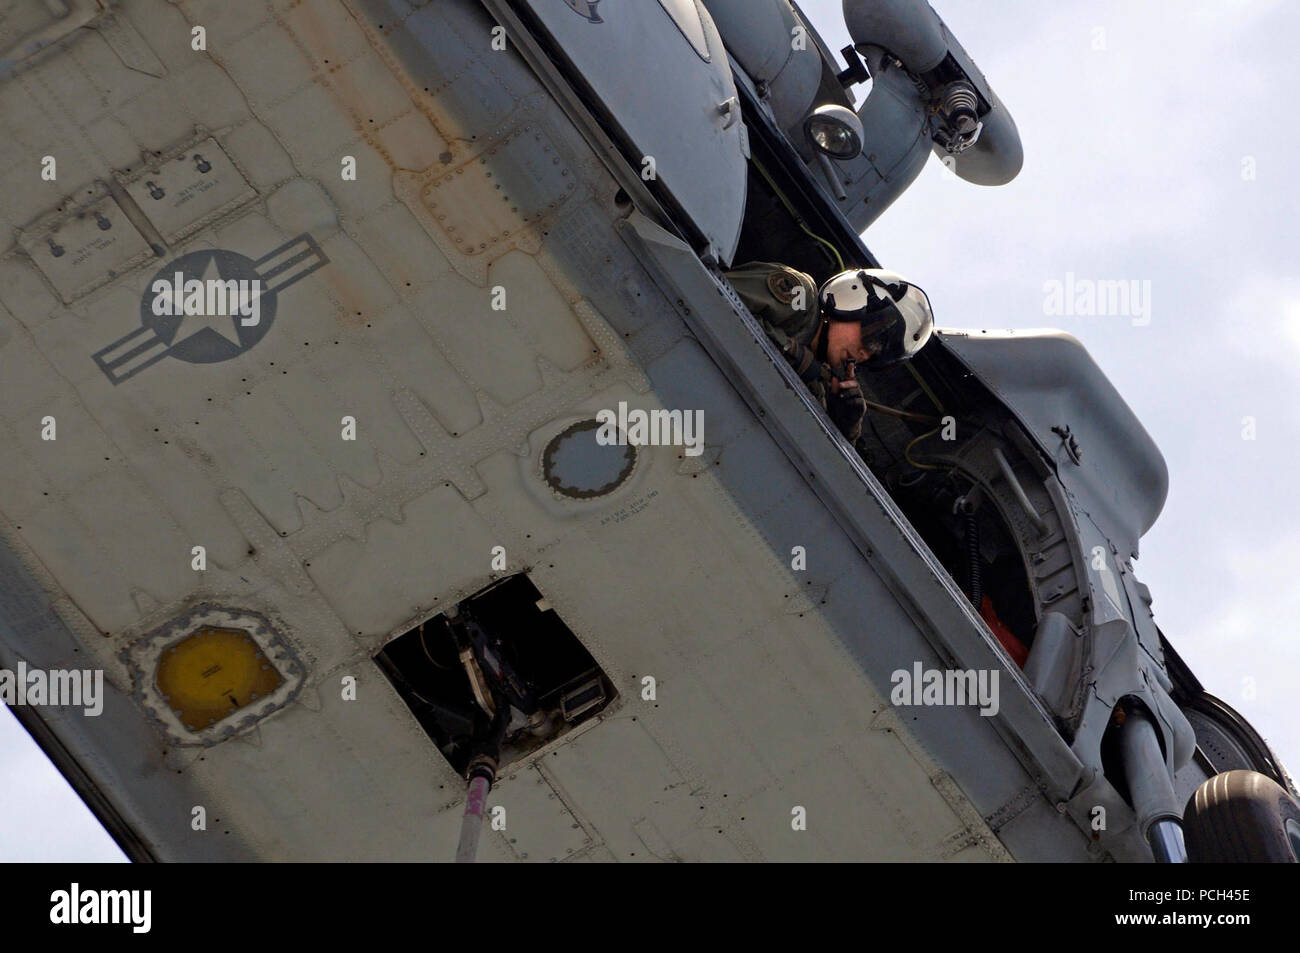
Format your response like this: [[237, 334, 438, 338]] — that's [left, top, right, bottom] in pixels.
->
[[817, 269, 935, 367]]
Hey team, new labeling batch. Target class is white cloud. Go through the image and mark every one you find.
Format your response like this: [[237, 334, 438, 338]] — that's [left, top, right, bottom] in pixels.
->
[[1169, 532, 1300, 764], [1222, 275, 1300, 363]]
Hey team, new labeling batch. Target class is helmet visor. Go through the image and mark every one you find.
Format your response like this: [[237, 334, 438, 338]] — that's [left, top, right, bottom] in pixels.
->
[[860, 281, 935, 367]]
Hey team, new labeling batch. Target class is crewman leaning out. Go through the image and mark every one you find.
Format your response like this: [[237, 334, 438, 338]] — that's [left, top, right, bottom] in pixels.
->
[[727, 262, 935, 441]]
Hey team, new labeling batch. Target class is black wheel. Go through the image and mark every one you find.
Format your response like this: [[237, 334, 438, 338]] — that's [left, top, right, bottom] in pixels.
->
[[1184, 770, 1300, 862]]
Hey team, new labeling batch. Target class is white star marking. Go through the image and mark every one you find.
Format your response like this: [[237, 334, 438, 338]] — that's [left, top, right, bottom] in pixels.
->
[[167, 254, 245, 349]]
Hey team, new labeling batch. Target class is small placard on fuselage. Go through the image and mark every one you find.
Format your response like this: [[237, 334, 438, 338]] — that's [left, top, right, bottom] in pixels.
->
[[122, 137, 257, 244], [19, 193, 154, 303]]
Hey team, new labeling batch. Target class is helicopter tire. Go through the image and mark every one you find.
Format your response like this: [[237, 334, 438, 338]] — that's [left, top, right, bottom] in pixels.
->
[[1183, 769, 1300, 862]]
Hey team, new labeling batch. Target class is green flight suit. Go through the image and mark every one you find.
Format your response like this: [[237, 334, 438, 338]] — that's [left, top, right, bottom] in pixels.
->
[[726, 261, 866, 442]]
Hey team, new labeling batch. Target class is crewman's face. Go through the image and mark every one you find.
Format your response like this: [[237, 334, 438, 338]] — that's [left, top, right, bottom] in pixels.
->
[[825, 320, 873, 367]]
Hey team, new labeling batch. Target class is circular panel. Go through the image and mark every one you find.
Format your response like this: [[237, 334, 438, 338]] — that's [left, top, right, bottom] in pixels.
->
[[542, 419, 635, 499]]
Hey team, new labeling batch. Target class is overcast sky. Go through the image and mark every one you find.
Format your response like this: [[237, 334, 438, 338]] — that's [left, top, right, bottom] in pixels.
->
[[1, 0, 1295, 861]]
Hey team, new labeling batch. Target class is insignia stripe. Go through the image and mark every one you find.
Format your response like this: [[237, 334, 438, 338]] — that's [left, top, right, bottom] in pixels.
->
[[92, 325, 172, 384], [254, 234, 329, 295]]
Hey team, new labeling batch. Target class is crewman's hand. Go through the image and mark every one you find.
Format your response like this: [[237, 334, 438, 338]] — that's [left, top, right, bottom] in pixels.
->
[[826, 361, 866, 442], [828, 360, 858, 395]]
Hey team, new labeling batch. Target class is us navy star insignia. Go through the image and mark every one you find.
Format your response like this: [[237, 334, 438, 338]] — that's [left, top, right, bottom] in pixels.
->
[[91, 234, 329, 385], [164, 255, 246, 350]]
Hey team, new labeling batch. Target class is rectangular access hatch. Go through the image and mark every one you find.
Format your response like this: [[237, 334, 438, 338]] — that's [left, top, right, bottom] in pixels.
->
[[19, 186, 154, 303], [376, 574, 615, 776], [119, 136, 257, 245]]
